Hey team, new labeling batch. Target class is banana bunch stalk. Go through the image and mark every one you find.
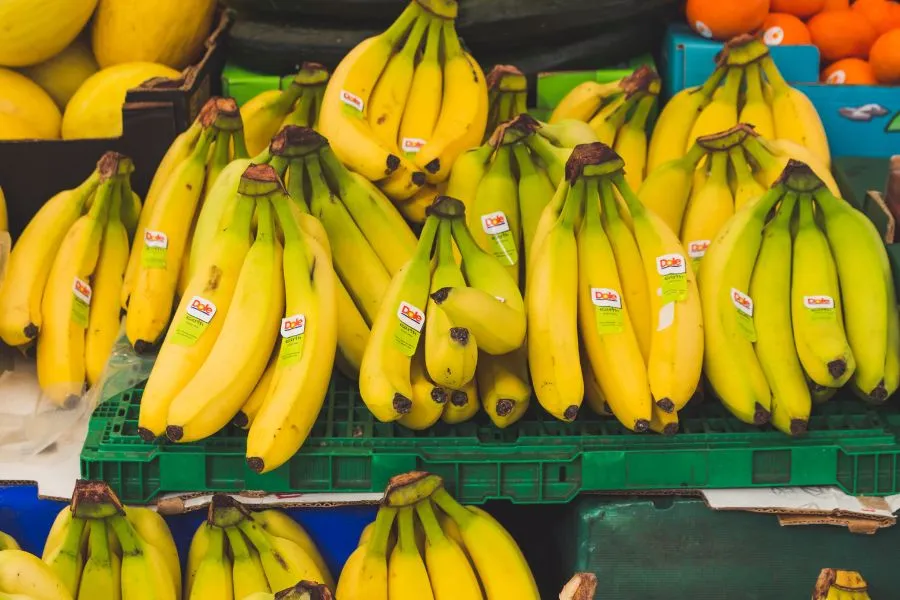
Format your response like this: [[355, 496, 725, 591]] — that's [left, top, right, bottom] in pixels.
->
[[318, 0, 488, 212], [549, 66, 661, 190], [242, 581, 333, 600], [123, 97, 250, 353], [186, 495, 333, 599], [647, 34, 830, 175], [337, 471, 539, 600], [813, 569, 872, 600], [701, 160, 900, 435], [527, 142, 704, 431], [0, 152, 139, 406], [484, 65, 527, 142], [39, 480, 180, 600], [241, 62, 331, 157]]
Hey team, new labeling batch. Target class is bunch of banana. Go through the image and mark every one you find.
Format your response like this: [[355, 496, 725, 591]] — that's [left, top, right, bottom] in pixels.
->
[[0, 151, 140, 406], [549, 66, 660, 190], [700, 160, 900, 435], [527, 142, 704, 431], [40, 479, 180, 600], [0, 546, 71, 600], [242, 581, 332, 600], [337, 471, 539, 600], [241, 62, 330, 157], [640, 124, 840, 271], [647, 35, 830, 175], [484, 65, 527, 142], [813, 569, 872, 600], [186, 494, 333, 599], [318, 0, 488, 212]]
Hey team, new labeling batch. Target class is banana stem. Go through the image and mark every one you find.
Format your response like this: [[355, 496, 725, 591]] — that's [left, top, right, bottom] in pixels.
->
[[772, 192, 798, 228], [224, 526, 253, 560], [255, 197, 275, 242], [759, 56, 789, 94], [559, 178, 586, 230], [369, 507, 399, 556], [583, 178, 602, 229], [414, 215, 440, 262], [397, 507, 416, 552], [283, 91, 315, 129], [441, 19, 462, 59], [384, 2, 424, 46], [285, 160, 308, 209], [88, 520, 111, 564], [108, 516, 142, 555], [741, 134, 779, 173], [627, 95, 655, 131], [698, 64, 728, 100], [609, 172, 644, 218], [682, 142, 708, 171], [232, 130, 250, 160], [88, 177, 117, 225], [430, 488, 473, 527], [436, 219, 454, 267]]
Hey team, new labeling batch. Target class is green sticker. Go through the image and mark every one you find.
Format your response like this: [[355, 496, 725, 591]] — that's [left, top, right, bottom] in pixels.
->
[[687, 240, 709, 277], [141, 229, 169, 269], [170, 296, 217, 346], [71, 278, 91, 328], [393, 301, 425, 357], [591, 287, 624, 335], [803, 295, 837, 321], [279, 314, 306, 366], [730, 288, 757, 342], [481, 211, 519, 266], [656, 253, 688, 303]]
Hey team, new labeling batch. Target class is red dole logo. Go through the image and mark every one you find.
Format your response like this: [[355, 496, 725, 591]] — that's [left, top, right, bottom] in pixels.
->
[[190, 298, 215, 317], [340, 89, 364, 111], [594, 290, 619, 302], [283, 316, 305, 331], [659, 256, 683, 269], [400, 304, 423, 325], [732, 291, 751, 311]]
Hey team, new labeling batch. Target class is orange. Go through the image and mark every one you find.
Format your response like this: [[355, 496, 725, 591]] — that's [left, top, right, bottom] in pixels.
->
[[807, 9, 878, 60], [821, 58, 879, 83], [686, 0, 770, 40], [851, 0, 900, 35], [822, 0, 850, 9], [869, 29, 900, 83], [770, 0, 826, 17], [761, 13, 813, 45]]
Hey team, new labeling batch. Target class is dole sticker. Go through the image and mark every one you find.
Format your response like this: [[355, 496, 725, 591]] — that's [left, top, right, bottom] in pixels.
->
[[591, 288, 622, 309], [73, 278, 92, 305], [281, 314, 306, 338], [730, 288, 753, 317], [398, 302, 425, 331], [186, 296, 217, 323], [656, 253, 686, 275], [394, 301, 425, 357], [143, 229, 168, 249], [339, 89, 364, 112], [803, 295, 835, 310], [481, 211, 511, 234], [688, 240, 710, 259], [401, 138, 427, 153], [71, 277, 92, 327]]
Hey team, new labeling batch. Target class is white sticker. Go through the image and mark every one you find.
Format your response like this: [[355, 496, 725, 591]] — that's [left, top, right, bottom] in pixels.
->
[[694, 20, 713, 39], [656, 253, 686, 276], [481, 211, 511, 234], [657, 302, 675, 331], [730, 288, 753, 317], [281, 314, 306, 338], [495, 296, 506, 303], [687, 240, 710, 259], [803, 295, 835, 310], [397, 301, 425, 332], [763, 26, 785, 46], [825, 70, 846, 85], [73, 278, 92, 304], [401, 138, 427, 153], [144, 229, 168, 249], [186, 296, 217, 323], [340, 89, 364, 112], [591, 288, 622, 309]]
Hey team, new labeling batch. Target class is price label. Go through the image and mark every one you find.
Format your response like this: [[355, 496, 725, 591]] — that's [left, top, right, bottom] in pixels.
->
[[170, 296, 217, 346], [393, 301, 425, 356], [71, 277, 92, 327], [591, 287, 624, 334], [481, 211, 519, 266], [278, 314, 306, 366], [656, 253, 688, 302]]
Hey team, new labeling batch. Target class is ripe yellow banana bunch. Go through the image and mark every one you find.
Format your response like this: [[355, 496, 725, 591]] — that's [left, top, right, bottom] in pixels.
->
[[550, 66, 660, 191], [700, 160, 900, 434], [640, 123, 840, 270], [647, 35, 830, 175], [337, 471, 539, 600], [484, 65, 527, 142], [0, 151, 140, 406], [528, 142, 703, 431], [123, 97, 250, 353], [318, 0, 488, 208], [813, 569, 872, 600], [41, 480, 180, 600], [187, 494, 333, 600], [241, 62, 331, 157]]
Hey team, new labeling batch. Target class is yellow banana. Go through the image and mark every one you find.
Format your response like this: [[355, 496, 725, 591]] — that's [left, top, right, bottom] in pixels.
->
[[224, 527, 268, 599], [0, 549, 72, 600], [250, 510, 333, 590], [398, 16, 443, 161], [637, 143, 706, 235], [0, 186, 6, 232], [614, 94, 655, 191], [739, 62, 775, 140], [441, 376, 479, 425], [109, 515, 176, 600], [685, 67, 742, 150], [741, 131, 838, 195], [679, 150, 734, 260], [414, 500, 481, 600], [588, 92, 637, 146], [187, 525, 232, 600], [42, 514, 86, 596], [236, 518, 327, 591], [549, 79, 622, 124], [729, 145, 766, 211], [334, 276, 371, 379], [235, 348, 279, 430], [444, 143, 493, 219], [512, 143, 555, 271], [582, 357, 611, 417], [468, 145, 520, 283], [336, 506, 396, 600], [77, 521, 121, 600], [476, 347, 531, 429], [387, 507, 434, 600], [185, 523, 210, 599], [648, 403, 679, 435], [122, 507, 181, 598]]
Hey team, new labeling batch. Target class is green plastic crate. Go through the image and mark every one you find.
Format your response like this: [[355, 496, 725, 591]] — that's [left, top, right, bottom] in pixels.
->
[[81, 373, 900, 505]]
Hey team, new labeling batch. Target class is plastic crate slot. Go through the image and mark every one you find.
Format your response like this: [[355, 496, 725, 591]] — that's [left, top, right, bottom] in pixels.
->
[[750, 450, 791, 485]]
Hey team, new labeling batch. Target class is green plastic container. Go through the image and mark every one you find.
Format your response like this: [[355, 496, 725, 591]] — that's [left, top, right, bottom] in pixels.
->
[[81, 374, 900, 505]]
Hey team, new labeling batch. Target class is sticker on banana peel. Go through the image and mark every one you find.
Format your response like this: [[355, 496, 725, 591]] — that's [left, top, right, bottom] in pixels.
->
[[141, 229, 168, 269], [657, 301, 675, 331], [339, 89, 365, 115], [394, 301, 425, 356], [279, 314, 306, 366], [71, 277, 92, 328], [656, 253, 688, 302], [687, 240, 710, 272], [591, 287, 624, 334], [731, 288, 757, 342], [803, 295, 836, 321], [401, 138, 427, 155], [481, 211, 519, 266], [170, 296, 217, 346]]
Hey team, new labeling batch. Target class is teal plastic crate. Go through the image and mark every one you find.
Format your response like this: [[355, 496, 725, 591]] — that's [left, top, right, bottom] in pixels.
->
[[81, 374, 900, 505]]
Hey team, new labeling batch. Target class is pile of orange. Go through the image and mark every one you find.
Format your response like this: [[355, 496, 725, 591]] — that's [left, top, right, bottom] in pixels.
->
[[685, 0, 900, 85]]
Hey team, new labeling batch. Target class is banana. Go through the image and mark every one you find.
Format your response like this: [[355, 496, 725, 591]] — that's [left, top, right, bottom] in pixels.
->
[[165, 181, 284, 444], [814, 185, 896, 401], [137, 190, 254, 441], [235, 348, 278, 430], [246, 192, 338, 475], [334, 277, 371, 379], [432, 282, 525, 355], [792, 193, 855, 388], [588, 92, 638, 146], [476, 347, 531, 428], [424, 221, 477, 389], [85, 176, 130, 388], [646, 66, 726, 172], [578, 179, 651, 432], [527, 175, 582, 421], [648, 403, 679, 435], [398, 16, 443, 161], [614, 94, 655, 191], [637, 143, 706, 235], [387, 507, 434, 600], [42, 513, 86, 596], [126, 123, 217, 351], [184, 523, 210, 598], [119, 508, 179, 599], [414, 500, 480, 600], [431, 490, 539, 600], [0, 549, 72, 600], [237, 518, 326, 591], [0, 186, 6, 232], [77, 521, 121, 600], [42, 508, 74, 562], [523, 132, 569, 185], [109, 515, 176, 600], [0, 170, 99, 346], [549, 79, 622, 124], [444, 144, 493, 218], [538, 119, 599, 148], [0, 532, 18, 552], [613, 172, 704, 412], [336, 506, 396, 600], [484, 65, 527, 140], [739, 62, 775, 140], [359, 216, 439, 421], [242, 71, 320, 157], [685, 66, 742, 151], [679, 150, 734, 259], [582, 356, 611, 417], [413, 20, 488, 185], [187, 526, 232, 600], [468, 145, 521, 283], [441, 376, 479, 425], [749, 193, 810, 435], [249, 511, 333, 590], [224, 526, 269, 599], [119, 176, 142, 240], [729, 145, 766, 211], [740, 131, 838, 195], [37, 166, 115, 407], [512, 144, 556, 270], [699, 184, 782, 424]]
